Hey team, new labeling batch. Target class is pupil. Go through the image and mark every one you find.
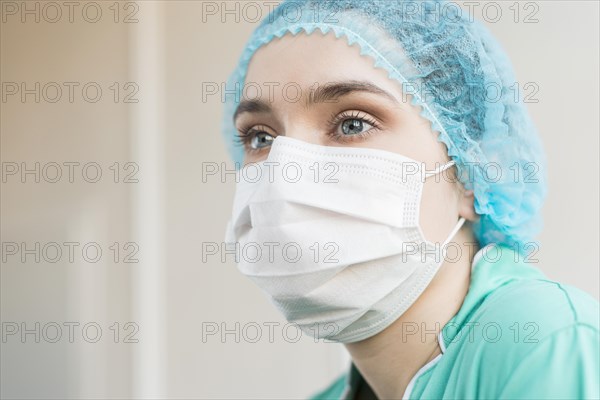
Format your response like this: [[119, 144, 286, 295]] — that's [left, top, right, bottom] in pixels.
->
[[343, 119, 362, 135], [252, 132, 272, 149]]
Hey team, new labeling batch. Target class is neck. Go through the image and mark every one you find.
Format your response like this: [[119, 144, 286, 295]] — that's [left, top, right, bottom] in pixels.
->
[[344, 229, 477, 400]]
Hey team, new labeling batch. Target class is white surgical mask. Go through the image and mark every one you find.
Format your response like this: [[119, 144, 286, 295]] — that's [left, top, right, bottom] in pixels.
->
[[225, 136, 466, 343]]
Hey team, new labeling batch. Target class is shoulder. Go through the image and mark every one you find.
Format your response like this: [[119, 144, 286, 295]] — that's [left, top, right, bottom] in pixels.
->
[[460, 273, 599, 398], [480, 272, 599, 337], [497, 321, 600, 399], [308, 372, 347, 400]]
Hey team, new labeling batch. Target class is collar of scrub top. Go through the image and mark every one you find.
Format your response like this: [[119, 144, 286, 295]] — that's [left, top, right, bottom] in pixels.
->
[[339, 243, 547, 400]]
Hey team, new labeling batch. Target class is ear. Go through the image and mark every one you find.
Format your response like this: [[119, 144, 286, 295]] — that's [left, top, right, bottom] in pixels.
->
[[458, 189, 479, 222]]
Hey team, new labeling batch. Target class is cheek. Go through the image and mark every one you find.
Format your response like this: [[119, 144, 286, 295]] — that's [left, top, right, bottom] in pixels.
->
[[418, 176, 460, 244], [369, 106, 446, 165], [243, 150, 270, 165]]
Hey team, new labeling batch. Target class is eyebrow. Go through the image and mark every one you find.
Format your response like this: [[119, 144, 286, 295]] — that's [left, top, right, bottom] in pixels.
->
[[232, 80, 399, 123]]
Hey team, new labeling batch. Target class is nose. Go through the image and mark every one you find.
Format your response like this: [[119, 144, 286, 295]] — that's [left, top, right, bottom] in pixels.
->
[[278, 123, 328, 146]]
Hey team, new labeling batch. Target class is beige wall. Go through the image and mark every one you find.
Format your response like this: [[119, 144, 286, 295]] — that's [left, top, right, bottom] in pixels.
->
[[1, 3, 134, 398], [1, 1, 598, 398]]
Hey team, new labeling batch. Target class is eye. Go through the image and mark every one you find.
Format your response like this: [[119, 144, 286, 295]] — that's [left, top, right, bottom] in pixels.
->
[[235, 125, 277, 152], [250, 131, 275, 150], [328, 110, 381, 142], [340, 118, 374, 136]]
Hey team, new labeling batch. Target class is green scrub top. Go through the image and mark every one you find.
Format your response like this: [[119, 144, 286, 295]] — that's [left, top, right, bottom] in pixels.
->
[[310, 244, 600, 400]]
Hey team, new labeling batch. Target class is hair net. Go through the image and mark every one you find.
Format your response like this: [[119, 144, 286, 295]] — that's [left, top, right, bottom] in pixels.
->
[[220, 0, 547, 250]]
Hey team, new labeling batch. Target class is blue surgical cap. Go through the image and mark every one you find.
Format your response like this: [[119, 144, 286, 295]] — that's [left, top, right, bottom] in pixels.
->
[[221, 0, 547, 250]]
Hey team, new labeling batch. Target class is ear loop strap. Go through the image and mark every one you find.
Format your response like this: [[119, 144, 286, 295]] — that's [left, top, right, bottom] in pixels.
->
[[420, 159, 465, 251], [440, 217, 467, 261], [423, 160, 456, 179], [442, 217, 466, 248]]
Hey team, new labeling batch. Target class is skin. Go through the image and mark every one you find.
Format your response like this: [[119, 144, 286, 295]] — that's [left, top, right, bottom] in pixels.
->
[[235, 31, 480, 400]]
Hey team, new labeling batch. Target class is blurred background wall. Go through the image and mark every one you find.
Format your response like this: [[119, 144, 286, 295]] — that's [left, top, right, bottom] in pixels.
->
[[1, 1, 598, 398]]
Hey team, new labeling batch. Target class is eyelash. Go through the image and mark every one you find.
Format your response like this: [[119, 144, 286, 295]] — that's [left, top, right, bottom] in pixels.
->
[[325, 110, 381, 143], [234, 124, 271, 148], [235, 111, 382, 152]]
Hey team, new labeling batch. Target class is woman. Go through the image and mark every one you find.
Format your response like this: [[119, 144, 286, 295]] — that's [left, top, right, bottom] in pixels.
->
[[222, 1, 600, 399]]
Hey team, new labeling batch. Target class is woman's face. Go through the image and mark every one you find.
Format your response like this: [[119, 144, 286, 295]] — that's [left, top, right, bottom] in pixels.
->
[[235, 31, 476, 245]]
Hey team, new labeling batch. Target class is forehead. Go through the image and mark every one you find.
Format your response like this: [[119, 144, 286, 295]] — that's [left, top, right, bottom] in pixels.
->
[[244, 31, 404, 101]]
